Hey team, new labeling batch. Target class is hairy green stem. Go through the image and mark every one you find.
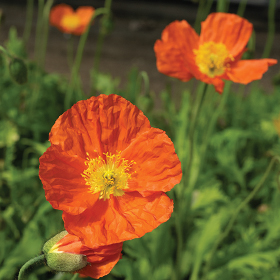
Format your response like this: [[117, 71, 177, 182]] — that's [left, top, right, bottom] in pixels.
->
[[18, 255, 45, 280], [202, 156, 278, 279]]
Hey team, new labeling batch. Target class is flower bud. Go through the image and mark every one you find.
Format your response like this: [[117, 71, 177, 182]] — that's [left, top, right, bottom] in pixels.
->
[[43, 231, 88, 272], [43, 231, 123, 278], [8, 57, 28, 85]]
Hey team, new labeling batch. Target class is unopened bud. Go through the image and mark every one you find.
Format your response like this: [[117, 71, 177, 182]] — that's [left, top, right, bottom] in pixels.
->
[[42, 231, 88, 272], [9, 57, 28, 85]]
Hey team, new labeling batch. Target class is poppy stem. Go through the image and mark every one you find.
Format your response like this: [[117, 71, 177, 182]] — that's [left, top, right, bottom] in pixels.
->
[[201, 156, 278, 280], [174, 83, 207, 280], [64, 7, 109, 110], [18, 254, 45, 280], [90, 0, 112, 96], [262, 0, 276, 58], [23, 0, 34, 46]]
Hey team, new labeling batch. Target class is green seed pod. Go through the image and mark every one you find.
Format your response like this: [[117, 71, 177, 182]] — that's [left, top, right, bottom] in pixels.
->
[[8, 57, 28, 85], [42, 231, 88, 272]]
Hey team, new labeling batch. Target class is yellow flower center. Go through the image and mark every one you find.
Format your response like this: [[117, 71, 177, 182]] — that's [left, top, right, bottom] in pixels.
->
[[193, 42, 234, 78], [61, 14, 80, 30], [82, 152, 135, 200]]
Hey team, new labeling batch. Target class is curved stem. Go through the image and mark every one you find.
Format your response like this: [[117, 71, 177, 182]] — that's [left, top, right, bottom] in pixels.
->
[[18, 254, 45, 280], [202, 156, 278, 279]]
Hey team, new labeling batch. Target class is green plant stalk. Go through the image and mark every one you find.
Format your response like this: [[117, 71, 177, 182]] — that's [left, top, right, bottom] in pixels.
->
[[194, 0, 214, 32], [237, 0, 248, 17], [185, 82, 208, 193], [262, 0, 276, 58], [64, 8, 108, 110], [18, 254, 45, 280], [34, 0, 44, 63], [67, 36, 74, 70], [202, 156, 278, 279], [199, 81, 231, 172], [173, 83, 207, 280], [90, 0, 112, 96], [216, 0, 230, 12], [38, 0, 54, 69], [23, 0, 34, 45]]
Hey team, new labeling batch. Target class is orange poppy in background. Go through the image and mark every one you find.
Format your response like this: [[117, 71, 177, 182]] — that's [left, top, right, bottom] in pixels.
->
[[39, 94, 182, 248], [49, 4, 95, 35], [43, 231, 123, 279], [154, 12, 277, 94]]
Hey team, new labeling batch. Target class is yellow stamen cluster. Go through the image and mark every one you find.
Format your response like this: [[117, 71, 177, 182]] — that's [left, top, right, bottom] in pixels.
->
[[61, 14, 80, 30], [194, 42, 234, 78], [82, 152, 136, 200]]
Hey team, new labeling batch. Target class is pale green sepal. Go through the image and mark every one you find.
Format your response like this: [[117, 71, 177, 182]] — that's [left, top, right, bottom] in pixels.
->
[[43, 231, 68, 254], [46, 252, 88, 272]]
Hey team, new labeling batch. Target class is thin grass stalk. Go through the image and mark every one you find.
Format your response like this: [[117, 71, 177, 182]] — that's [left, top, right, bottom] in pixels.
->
[[23, 0, 34, 46], [237, 0, 248, 17], [262, 0, 276, 58], [90, 0, 112, 96], [202, 156, 278, 279], [64, 8, 109, 110]]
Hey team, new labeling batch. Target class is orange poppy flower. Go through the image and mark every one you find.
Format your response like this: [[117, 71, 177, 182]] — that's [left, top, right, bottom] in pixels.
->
[[154, 12, 277, 94], [49, 4, 95, 35], [43, 231, 123, 278], [39, 94, 182, 247]]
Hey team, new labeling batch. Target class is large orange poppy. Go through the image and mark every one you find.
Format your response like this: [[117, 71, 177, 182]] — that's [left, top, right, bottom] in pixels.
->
[[154, 12, 277, 94], [43, 231, 123, 278], [39, 94, 182, 247], [49, 4, 95, 35]]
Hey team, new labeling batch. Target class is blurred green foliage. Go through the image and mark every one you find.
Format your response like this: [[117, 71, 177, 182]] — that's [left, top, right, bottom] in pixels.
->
[[1, 1, 280, 280]]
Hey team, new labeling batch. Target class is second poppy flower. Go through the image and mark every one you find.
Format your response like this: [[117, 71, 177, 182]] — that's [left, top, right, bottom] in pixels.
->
[[49, 4, 95, 35], [154, 12, 277, 93]]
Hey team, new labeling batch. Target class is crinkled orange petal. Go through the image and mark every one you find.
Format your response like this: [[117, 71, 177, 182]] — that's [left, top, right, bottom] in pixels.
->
[[57, 233, 123, 279], [200, 12, 253, 58], [154, 20, 199, 81], [49, 4, 74, 32], [72, 6, 95, 35], [121, 127, 182, 194], [49, 94, 151, 158], [226, 58, 278, 84], [63, 192, 173, 247], [39, 145, 99, 215]]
